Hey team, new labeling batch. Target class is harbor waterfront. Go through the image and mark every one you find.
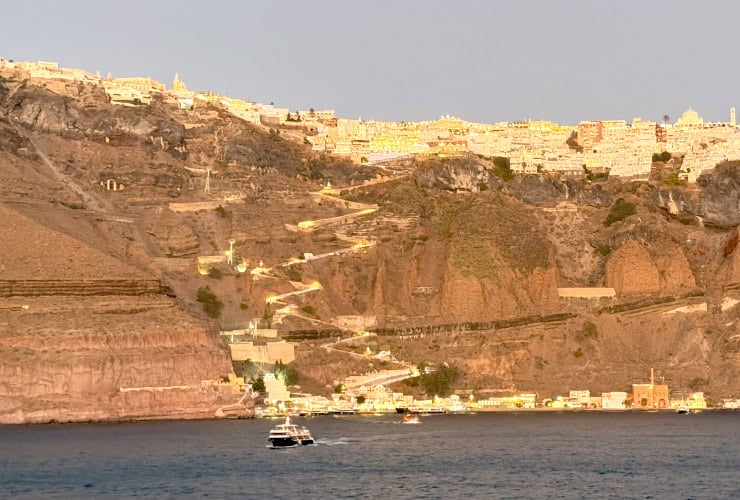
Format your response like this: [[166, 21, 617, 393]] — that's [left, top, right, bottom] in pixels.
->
[[1, 412, 737, 498]]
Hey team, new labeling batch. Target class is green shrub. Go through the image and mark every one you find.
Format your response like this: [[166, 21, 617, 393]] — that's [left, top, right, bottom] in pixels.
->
[[196, 286, 223, 318], [688, 376, 708, 391], [652, 151, 672, 163], [301, 305, 316, 316], [286, 267, 302, 282], [663, 173, 687, 186], [583, 165, 609, 182], [604, 198, 636, 226], [274, 360, 299, 386], [595, 244, 612, 257], [208, 267, 223, 279], [573, 347, 584, 358], [492, 156, 513, 181], [576, 321, 598, 341], [215, 205, 229, 218]]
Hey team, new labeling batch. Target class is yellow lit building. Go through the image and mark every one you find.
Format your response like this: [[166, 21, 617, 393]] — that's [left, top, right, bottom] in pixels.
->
[[108, 77, 165, 93]]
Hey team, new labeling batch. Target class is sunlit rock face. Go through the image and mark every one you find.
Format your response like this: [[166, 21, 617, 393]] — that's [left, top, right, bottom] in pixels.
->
[[654, 162, 740, 228], [605, 241, 660, 295], [415, 159, 496, 192]]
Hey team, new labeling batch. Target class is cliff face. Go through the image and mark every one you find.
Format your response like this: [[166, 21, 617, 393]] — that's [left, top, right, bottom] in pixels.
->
[[0, 204, 235, 424], [0, 297, 234, 424], [415, 159, 497, 192], [1, 71, 739, 413], [506, 175, 613, 208], [654, 162, 740, 227]]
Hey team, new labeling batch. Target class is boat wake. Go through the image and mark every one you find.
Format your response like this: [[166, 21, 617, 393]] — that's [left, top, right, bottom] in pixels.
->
[[315, 437, 352, 446]]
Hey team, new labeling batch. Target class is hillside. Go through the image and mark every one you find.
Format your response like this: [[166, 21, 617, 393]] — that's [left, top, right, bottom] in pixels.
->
[[0, 72, 738, 422]]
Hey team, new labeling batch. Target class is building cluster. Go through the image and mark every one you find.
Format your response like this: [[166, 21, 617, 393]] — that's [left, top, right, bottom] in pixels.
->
[[4, 55, 739, 181], [0, 58, 101, 83], [255, 367, 715, 417]]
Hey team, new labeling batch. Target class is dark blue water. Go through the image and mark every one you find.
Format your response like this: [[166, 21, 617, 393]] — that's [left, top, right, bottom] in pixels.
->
[[0, 412, 738, 499]]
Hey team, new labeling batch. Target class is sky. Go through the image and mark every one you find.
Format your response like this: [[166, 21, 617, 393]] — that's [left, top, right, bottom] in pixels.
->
[[1, 0, 738, 125]]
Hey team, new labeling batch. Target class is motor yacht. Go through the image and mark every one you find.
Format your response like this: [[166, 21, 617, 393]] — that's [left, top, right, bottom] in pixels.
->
[[268, 416, 315, 447]]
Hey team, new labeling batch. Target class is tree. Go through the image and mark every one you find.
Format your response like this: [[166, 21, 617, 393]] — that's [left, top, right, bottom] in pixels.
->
[[252, 373, 266, 393], [492, 156, 513, 181], [652, 151, 672, 163], [274, 360, 299, 386], [420, 362, 459, 397], [662, 114, 670, 126]]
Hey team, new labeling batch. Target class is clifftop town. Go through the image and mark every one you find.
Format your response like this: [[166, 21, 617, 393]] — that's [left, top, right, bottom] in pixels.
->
[[3, 56, 737, 181], [0, 56, 738, 423]]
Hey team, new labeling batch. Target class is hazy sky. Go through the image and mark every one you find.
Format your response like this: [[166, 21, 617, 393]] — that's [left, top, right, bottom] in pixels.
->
[[2, 0, 738, 124]]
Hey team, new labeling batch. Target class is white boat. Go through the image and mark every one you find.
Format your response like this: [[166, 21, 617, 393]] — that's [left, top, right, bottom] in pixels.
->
[[267, 416, 315, 448], [676, 405, 690, 414], [448, 402, 468, 414]]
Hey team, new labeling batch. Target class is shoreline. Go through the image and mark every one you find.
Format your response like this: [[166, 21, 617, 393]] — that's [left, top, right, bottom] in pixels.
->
[[2, 407, 736, 426]]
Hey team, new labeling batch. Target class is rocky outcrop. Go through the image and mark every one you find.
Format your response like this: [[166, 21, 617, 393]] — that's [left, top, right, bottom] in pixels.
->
[[720, 227, 740, 285], [655, 162, 740, 227], [650, 241, 697, 292], [506, 175, 613, 208], [440, 265, 559, 321], [143, 212, 200, 257], [415, 159, 496, 192], [696, 162, 740, 227], [2, 77, 185, 152], [605, 241, 660, 295]]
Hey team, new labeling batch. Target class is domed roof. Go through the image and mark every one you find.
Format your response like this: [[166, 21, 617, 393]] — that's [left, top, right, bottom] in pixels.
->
[[678, 108, 703, 125]]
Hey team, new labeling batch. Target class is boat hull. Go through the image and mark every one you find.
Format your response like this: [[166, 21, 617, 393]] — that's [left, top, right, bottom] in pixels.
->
[[268, 437, 315, 448], [269, 437, 299, 448]]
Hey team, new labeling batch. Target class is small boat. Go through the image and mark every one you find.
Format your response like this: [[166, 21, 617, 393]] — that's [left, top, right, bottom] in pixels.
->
[[268, 415, 315, 448], [676, 405, 690, 415], [400, 412, 421, 424], [448, 402, 468, 414]]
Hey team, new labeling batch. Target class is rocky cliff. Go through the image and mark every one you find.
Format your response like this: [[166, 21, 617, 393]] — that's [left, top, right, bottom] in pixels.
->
[[654, 161, 740, 228], [1, 70, 739, 415]]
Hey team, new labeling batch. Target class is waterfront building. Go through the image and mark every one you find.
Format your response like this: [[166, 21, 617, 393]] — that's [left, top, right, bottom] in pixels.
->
[[568, 390, 591, 408], [670, 392, 708, 410], [632, 369, 669, 409], [601, 392, 628, 409], [264, 372, 291, 403]]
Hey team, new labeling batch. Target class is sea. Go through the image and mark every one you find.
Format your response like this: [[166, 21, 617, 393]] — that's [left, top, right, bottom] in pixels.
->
[[0, 411, 737, 499]]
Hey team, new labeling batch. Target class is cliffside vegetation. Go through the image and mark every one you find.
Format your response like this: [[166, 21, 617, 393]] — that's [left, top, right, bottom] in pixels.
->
[[197, 286, 223, 318], [603, 198, 636, 226]]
